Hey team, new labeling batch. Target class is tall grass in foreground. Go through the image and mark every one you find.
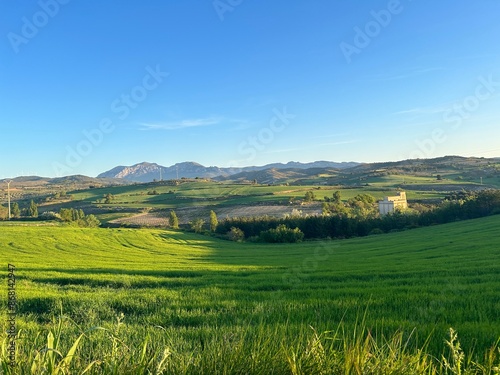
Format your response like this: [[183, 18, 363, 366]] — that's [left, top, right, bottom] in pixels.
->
[[1, 314, 499, 374]]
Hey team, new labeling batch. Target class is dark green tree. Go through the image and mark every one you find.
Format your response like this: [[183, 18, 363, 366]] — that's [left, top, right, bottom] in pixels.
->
[[169, 210, 179, 229], [28, 200, 38, 218], [304, 191, 315, 202], [347, 194, 378, 219], [82, 214, 101, 228], [259, 224, 304, 243], [332, 191, 341, 203], [11, 202, 20, 218], [59, 208, 73, 222]]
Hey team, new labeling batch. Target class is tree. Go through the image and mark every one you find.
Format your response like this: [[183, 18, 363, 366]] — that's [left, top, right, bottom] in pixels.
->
[[11, 202, 20, 218], [0, 205, 8, 220], [304, 191, 315, 202], [324, 191, 341, 203], [58, 208, 100, 227], [347, 194, 378, 219], [209, 210, 218, 232], [322, 200, 350, 217], [72, 209, 85, 221], [190, 218, 205, 233], [169, 210, 179, 229], [227, 227, 245, 242], [59, 208, 73, 222], [259, 224, 304, 243], [104, 193, 114, 204], [82, 214, 101, 228], [28, 200, 38, 218]]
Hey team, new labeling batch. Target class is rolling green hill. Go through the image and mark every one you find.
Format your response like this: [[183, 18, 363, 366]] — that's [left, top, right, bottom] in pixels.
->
[[3, 156, 500, 228], [1, 215, 499, 372]]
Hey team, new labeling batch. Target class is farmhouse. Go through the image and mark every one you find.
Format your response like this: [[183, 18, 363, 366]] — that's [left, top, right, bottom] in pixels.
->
[[378, 192, 408, 215]]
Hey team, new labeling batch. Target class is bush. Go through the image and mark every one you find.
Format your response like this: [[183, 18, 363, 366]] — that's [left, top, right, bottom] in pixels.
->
[[259, 225, 304, 243], [58, 208, 101, 227], [39, 211, 59, 221], [169, 210, 179, 229], [81, 214, 101, 228], [369, 228, 384, 235], [190, 218, 205, 233], [227, 227, 245, 242]]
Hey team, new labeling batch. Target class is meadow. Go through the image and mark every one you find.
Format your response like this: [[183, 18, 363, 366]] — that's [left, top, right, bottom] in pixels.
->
[[69, 179, 451, 206], [0, 215, 499, 373], [37, 179, 451, 228]]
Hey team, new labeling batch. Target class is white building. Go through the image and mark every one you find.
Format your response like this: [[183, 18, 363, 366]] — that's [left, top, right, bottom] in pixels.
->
[[378, 192, 408, 215]]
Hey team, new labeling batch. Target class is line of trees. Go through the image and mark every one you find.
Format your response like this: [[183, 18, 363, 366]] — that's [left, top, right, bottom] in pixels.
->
[[167, 209, 219, 233], [58, 208, 101, 227], [216, 190, 500, 241], [0, 200, 38, 219]]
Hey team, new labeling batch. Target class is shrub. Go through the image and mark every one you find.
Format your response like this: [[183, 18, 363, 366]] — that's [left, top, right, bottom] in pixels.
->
[[39, 211, 59, 221], [369, 228, 384, 235], [190, 218, 205, 233], [81, 214, 101, 228], [58, 208, 101, 227], [259, 224, 304, 243], [169, 210, 179, 229], [227, 227, 245, 242]]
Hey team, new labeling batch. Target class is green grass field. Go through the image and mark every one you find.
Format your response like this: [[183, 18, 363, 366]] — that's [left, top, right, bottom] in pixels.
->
[[65, 179, 448, 210], [1, 216, 499, 373]]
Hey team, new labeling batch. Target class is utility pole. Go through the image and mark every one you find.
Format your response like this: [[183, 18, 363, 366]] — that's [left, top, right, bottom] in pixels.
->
[[7, 180, 12, 220]]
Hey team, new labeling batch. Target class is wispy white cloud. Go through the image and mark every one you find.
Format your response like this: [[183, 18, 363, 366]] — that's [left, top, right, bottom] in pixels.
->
[[365, 67, 444, 82], [140, 117, 222, 130], [392, 106, 450, 116], [140, 116, 257, 131]]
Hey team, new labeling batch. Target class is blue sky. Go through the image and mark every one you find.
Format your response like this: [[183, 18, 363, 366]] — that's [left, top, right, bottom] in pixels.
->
[[1, 1, 500, 178]]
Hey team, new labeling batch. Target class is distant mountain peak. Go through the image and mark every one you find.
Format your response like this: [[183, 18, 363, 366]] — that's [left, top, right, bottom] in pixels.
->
[[97, 160, 361, 182]]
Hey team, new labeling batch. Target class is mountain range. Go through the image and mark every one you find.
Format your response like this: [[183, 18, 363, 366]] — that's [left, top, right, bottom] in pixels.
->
[[2, 156, 499, 187], [97, 161, 360, 182]]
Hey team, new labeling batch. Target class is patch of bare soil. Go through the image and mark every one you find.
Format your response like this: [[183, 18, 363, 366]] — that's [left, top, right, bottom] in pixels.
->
[[110, 203, 322, 226]]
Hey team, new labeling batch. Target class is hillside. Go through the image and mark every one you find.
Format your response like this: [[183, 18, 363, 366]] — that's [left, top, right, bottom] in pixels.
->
[[2, 156, 500, 226], [0, 175, 127, 205], [97, 160, 360, 182], [97, 161, 234, 182], [215, 155, 500, 186], [0, 215, 499, 371]]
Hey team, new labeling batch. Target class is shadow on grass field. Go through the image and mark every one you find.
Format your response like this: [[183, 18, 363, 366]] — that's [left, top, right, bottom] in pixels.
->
[[0, 216, 499, 373]]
